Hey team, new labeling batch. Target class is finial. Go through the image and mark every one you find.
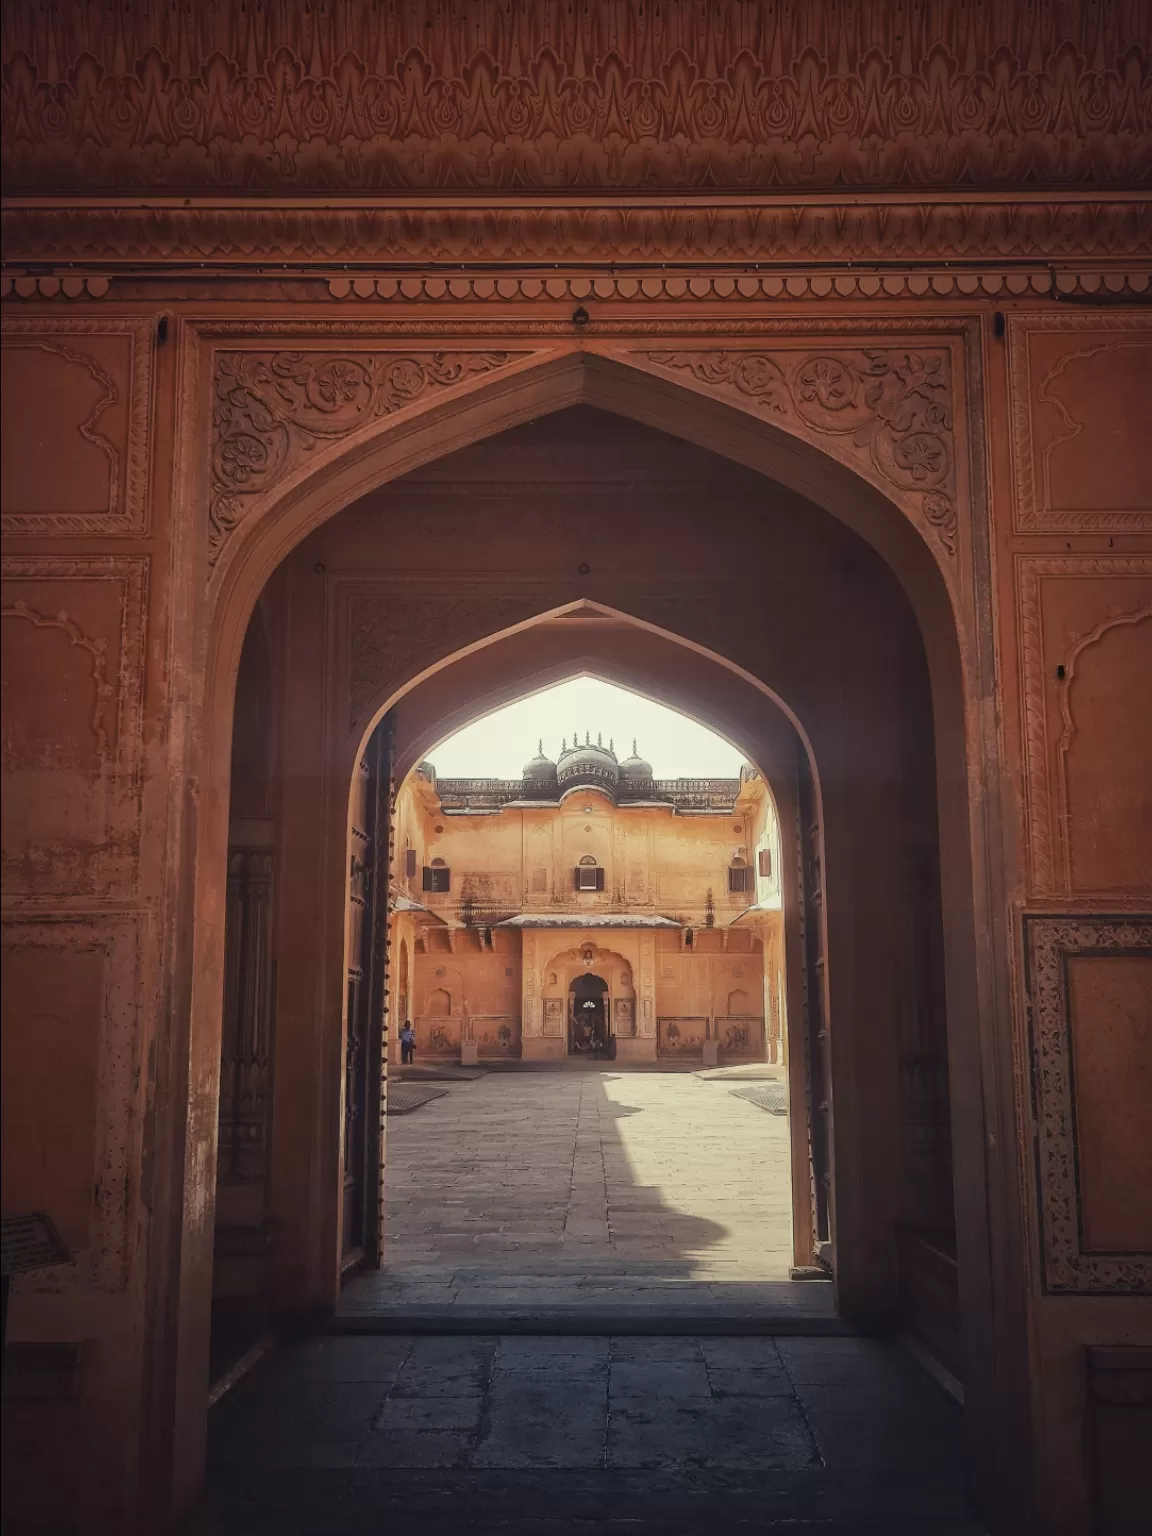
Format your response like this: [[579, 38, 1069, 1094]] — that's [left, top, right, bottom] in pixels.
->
[[561, 736, 567, 751], [632, 738, 637, 755], [609, 737, 614, 753], [538, 738, 544, 755], [597, 731, 602, 747], [585, 729, 590, 745]]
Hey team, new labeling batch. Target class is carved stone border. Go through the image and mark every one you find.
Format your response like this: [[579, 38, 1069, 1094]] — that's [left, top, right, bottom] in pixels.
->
[[0, 316, 153, 535], [1023, 913, 1152, 1294], [1017, 557, 1152, 896], [1008, 311, 1152, 535], [0, 909, 145, 1294]]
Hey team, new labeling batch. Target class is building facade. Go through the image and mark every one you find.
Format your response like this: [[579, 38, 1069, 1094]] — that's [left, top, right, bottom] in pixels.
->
[[391, 738, 785, 1066]]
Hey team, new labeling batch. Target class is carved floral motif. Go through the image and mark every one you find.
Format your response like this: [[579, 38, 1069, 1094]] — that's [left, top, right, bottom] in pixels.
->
[[209, 349, 516, 565], [3, 1, 1147, 192], [642, 348, 959, 555], [1023, 914, 1152, 1293]]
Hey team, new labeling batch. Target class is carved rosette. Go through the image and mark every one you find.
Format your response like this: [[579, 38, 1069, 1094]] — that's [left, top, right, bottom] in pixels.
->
[[1024, 914, 1152, 1294], [209, 349, 518, 568], [640, 348, 959, 558]]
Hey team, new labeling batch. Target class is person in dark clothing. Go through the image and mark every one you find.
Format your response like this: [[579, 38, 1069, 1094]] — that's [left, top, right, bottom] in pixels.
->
[[399, 1021, 416, 1065]]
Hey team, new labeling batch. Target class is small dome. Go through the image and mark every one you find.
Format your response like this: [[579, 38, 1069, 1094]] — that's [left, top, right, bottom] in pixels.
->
[[522, 739, 558, 788], [557, 730, 620, 799], [620, 738, 654, 781]]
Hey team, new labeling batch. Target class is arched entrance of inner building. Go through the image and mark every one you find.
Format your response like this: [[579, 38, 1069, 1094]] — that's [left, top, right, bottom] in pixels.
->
[[174, 351, 1023, 1526], [569, 972, 611, 1056]]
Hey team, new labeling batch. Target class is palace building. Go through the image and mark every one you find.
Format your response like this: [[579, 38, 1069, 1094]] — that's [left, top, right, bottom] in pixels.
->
[[390, 737, 785, 1066]]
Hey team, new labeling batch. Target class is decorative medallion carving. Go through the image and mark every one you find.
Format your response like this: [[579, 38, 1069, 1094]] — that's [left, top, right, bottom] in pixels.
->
[[1023, 914, 1152, 1294], [209, 349, 518, 567], [640, 348, 959, 556], [3, 2, 1146, 193]]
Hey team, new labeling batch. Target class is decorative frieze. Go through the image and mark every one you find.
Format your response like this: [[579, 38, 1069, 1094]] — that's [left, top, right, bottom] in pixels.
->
[[3, 2, 1146, 194]]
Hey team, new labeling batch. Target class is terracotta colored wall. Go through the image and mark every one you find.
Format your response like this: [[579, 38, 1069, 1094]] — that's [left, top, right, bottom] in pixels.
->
[[990, 316, 1152, 1526], [2, 8, 1149, 1527]]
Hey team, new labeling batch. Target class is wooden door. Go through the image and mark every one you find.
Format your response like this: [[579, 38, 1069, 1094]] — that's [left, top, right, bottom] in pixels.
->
[[797, 747, 834, 1270], [342, 713, 394, 1274]]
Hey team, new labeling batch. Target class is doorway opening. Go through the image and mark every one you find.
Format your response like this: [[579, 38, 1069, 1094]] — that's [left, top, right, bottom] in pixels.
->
[[203, 400, 965, 1464], [569, 973, 610, 1054]]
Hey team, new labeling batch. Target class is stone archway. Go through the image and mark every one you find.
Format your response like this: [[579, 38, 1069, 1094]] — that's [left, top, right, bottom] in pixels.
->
[[173, 347, 1008, 1520]]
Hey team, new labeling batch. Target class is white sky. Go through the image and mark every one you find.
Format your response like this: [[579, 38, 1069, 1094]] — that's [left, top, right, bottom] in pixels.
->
[[425, 677, 746, 780]]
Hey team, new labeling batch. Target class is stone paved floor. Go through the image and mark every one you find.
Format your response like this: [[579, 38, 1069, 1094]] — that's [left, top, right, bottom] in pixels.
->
[[342, 1066, 808, 1316], [189, 1333, 985, 1533]]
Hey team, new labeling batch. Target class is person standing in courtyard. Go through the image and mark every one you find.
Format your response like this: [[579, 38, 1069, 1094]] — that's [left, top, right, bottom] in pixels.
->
[[399, 1020, 416, 1066]]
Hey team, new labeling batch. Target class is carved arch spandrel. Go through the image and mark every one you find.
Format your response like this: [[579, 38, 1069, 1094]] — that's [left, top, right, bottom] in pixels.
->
[[629, 344, 962, 564], [205, 339, 967, 620], [208, 347, 548, 575]]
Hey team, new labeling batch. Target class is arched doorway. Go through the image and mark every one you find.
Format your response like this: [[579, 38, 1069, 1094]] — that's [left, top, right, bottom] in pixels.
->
[[176, 355, 1015, 1522], [569, 972, 610, 1055]]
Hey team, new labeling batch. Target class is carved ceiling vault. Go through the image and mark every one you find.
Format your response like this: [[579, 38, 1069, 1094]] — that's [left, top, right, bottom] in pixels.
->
[[2, 1, 1147, 195]]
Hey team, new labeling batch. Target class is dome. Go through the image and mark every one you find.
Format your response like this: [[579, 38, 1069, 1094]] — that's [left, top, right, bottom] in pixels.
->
[[619, 738, 654, 781], [556, 731, 620, 799], [521, 739, 558, 791]]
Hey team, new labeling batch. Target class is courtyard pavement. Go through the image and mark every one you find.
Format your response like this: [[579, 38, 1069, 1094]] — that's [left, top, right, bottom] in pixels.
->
[[191, 1332, 984, 1533], [340, 1065, 816, 1320], [192, 1068, 983, 1532]]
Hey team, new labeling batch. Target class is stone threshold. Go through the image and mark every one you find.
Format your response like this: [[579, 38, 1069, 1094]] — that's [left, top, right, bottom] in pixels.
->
[[325, 1306, 852, 1336]]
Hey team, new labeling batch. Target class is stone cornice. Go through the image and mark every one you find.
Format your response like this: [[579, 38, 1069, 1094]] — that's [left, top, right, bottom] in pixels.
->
[[2, 193, 1149, 273]]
